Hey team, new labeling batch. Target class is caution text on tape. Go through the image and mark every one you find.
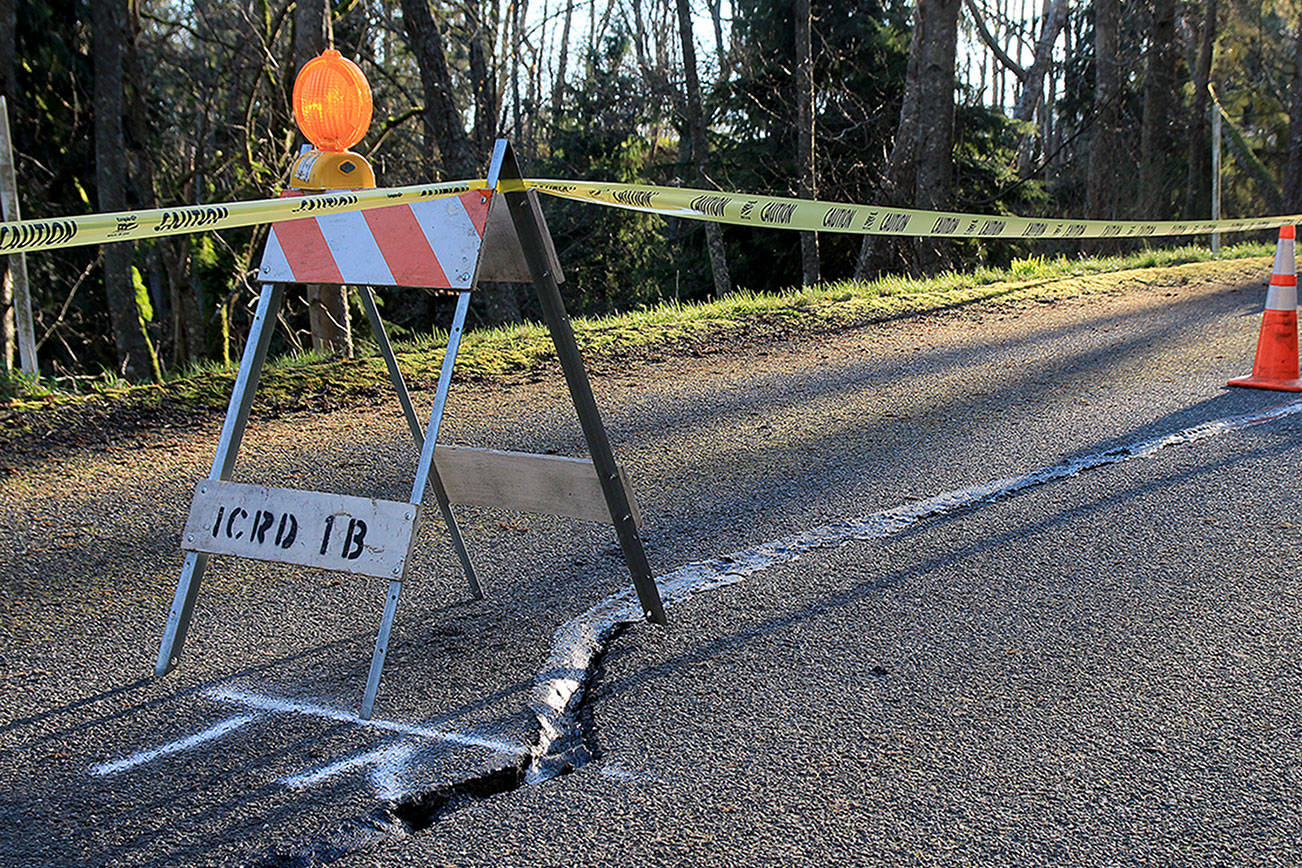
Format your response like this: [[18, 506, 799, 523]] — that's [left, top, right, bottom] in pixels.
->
[[526, 179, 1302, 240]]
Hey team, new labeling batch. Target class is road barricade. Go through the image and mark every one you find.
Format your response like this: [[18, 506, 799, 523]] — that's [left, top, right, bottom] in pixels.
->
[[154, 140, 666, 719]]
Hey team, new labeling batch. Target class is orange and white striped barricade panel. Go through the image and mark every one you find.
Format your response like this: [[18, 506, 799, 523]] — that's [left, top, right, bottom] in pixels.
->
[[256, 189, 492, 289]]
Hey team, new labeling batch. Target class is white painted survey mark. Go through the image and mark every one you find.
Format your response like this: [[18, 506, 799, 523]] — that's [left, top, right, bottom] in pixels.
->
[[283, 740, 422, 800], [209, 687, 517, 753]]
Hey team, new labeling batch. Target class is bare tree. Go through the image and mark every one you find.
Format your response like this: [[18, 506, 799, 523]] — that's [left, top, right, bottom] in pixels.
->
[[400, 0, 477, 177], [966, 0, 1069, 174], [123, 2, 201, 369], [467, 0, 500, 154], [1086, 0, 1119, 221], [796, 0, 819, 285], [855, 1, 925, 280], [676, 0, 730, 297], [1012, 0, 1068, 173], [551, 0, 574, 118], [856, 0, 960, 278], [1184, 0, 1217, 219], [913, 0, 960, 272], [709, 0, 730, 82]]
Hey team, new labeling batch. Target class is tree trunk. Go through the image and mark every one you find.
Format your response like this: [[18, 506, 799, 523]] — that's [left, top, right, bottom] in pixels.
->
[[400, 0, 476, 177], [675, 0, 730, 297], [0, 0, 15, 371], [295, 0, 351, 357], [855, 2, 926, 280], [0, 0, 14, 104], [709, 0, 730, 82], [795, 0, 819, 285], [467, 0, 498, 154], [1013, 0, 1068, 175], [123, 2, 196, 371], [913, 0, 960, 273], [1086, 0, 1119, 222], [552, 0, 575, 117], [1184, 0, 1216, 219], [1139, 0, 1178, 219], [93, 0, 156, 381], [1285, 14, 1302, 211]]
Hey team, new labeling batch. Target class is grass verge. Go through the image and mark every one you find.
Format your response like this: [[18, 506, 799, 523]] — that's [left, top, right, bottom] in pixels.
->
[[0, 241, 1274, 460]]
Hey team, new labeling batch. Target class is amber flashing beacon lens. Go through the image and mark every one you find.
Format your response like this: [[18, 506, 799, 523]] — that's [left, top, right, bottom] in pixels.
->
[[292, 49, 372, 152]]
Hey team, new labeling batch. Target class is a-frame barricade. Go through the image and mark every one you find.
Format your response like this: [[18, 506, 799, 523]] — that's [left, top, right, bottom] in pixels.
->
[[155, 140, 666, 719]]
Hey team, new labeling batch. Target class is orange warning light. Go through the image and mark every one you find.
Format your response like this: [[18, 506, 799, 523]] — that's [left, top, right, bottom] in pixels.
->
[[292, 49, 372, 152]]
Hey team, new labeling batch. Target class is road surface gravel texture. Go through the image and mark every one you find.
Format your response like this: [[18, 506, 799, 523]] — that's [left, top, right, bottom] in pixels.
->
[[2, 258, 1300, 867]]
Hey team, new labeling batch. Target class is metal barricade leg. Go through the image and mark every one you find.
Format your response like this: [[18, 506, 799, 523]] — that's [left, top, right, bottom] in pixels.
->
[[357, 286, 481, 598], [406, 291, 480, 597], [493, 143, 667, 624], [156, 283, 286, 675], [360, 579, 403, 720], [359, 290, 477, 719]]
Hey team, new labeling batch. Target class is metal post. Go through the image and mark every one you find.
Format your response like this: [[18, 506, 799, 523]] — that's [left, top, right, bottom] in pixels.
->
[[1212, 102, 1222, 256], [358, 286, 424, 444], [360, 579, 403, 720], [155, 283, 285, 675], [358, 285, 480, 597], [0, 96, 38, 375], [493, 140, 667, 624]]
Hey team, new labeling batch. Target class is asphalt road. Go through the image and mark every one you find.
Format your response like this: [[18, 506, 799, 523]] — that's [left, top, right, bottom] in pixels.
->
[[2, 257, 1300, 866]]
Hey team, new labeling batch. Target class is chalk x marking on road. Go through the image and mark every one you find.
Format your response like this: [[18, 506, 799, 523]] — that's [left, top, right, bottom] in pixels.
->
[[526, 398, 1302, 776], [89, 686, 519, 794], [282, 740, 422, 800]]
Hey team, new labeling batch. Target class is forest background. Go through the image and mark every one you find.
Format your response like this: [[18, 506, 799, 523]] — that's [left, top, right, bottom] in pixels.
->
[[1, 0, 1300, 386]]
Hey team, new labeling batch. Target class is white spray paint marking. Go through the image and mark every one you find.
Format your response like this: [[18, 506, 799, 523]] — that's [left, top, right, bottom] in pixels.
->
[[90, 687, 518, 799], [526, 399, 1302, 774], [90, 714, 261, 776], [202, 688, 518, 797]]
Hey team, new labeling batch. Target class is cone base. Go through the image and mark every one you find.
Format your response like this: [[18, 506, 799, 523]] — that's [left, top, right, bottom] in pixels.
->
[[1227, 375, 1302, 392]]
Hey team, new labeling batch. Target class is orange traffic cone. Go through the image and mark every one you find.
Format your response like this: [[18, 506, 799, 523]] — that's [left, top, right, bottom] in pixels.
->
[[1228, 225, 1302, 392]]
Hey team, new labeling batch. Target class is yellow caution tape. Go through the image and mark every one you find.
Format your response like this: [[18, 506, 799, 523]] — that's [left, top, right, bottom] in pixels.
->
[[527, 179, 1302, 240], [2, 174, 1299, 256], [0, 179, 484, 255]]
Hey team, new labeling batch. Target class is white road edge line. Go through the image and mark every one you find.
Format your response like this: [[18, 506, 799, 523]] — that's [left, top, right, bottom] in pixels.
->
[[525, 398, 1302, 778]]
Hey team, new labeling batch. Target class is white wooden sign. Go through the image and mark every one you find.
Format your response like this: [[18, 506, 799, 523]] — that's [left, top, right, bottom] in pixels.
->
[[182, 481, 419, 579], [432, 445, 641, 526]]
